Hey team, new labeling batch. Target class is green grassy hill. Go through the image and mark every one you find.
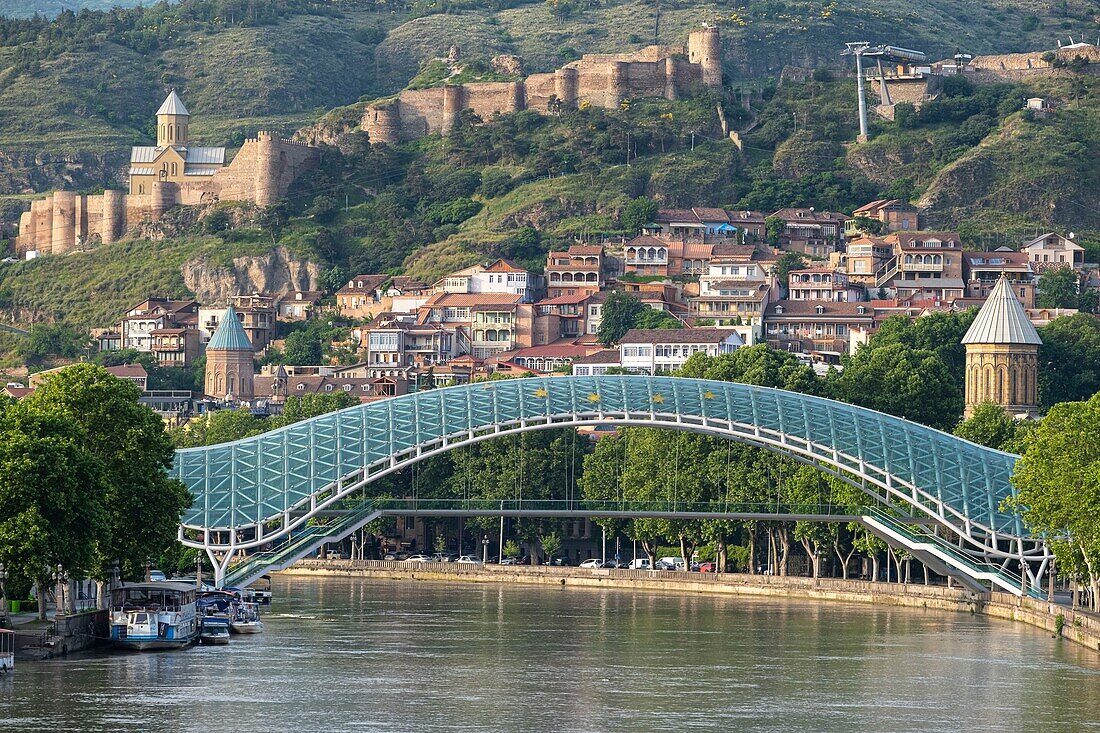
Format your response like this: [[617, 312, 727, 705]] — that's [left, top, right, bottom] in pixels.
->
[[0, 0, 1096, 335]]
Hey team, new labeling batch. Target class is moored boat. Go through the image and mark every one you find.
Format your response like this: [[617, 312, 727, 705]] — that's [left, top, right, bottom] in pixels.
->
[[251, 575, 273, 605], [109, 582, 199, 651], [231, 601, 264, 634], [197, 590, 234, 646]]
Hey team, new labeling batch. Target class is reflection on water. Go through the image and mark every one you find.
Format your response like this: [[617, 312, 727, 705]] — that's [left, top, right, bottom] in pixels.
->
[[4, 577, 1100, 732]]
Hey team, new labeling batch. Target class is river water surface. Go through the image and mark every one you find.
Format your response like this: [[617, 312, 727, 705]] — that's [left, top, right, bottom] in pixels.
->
[[3, 576, 1100, 732]]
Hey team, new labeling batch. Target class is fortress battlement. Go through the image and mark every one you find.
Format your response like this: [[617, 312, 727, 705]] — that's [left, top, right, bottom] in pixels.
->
[[363, 27, 722, 145]]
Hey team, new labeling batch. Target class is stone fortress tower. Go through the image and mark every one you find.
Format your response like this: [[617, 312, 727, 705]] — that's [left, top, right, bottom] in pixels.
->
[[204, 306, 255, 402], [14, 91, 319, 258], [961, 275, 1042, 418], [364, 27, 723, 144]]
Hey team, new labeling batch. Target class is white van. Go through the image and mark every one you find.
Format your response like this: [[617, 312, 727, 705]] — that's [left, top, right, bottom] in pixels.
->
[[628, 558, 651, 570]]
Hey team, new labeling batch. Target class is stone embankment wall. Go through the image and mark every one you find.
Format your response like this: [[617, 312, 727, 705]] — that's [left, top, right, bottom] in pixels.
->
[[363, 28, 721, 144], [14, 133, 318, 257], [13, 609, 107, 661], [282, 559, 1100, 653]]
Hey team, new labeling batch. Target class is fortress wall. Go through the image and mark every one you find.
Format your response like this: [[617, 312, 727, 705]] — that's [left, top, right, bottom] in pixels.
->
[[363, 104, 402, 145], [207, 133, 318, 207], [871, 77, 937, 104], [464, 82, 525, 120], [396, 88, 447, 137], [524, 73, 558, 111], [971, 45, 1100, 72]]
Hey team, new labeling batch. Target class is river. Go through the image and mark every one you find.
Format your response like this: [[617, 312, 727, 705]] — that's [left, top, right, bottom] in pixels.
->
[[3, 576, 1099, 732]]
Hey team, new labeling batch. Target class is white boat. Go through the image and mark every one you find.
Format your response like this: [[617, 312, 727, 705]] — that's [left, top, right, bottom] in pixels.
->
[[197, 591, 234, 646], [231, 601, 264, 634], [0, 628, 14, 673], [109, 582, 199, 651]]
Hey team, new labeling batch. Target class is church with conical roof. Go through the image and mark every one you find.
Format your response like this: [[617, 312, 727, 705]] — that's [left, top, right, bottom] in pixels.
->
[[204, 306, 255, 402], [961, 275, 1042, 418]]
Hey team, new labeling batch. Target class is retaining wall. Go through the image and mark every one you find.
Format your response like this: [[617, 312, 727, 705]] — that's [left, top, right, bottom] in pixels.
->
[[280, 559, 1100, 653]]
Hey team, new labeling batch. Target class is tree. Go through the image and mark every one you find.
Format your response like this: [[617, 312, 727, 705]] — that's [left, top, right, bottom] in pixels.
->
[[503, 539, 520, 559], [1036, 266, 1083, 309], [1038, 314, 1100, 411], [25, 364, 192, 580], [0, 404, 106, 619], [540, 531, 562, 560], [620, 196, 658, 232], [830, 341, 962, 430], [764, 215, 785, 247], [633, 308, 681, 330], [953, 403, 1019, 450], [597, 291, 648, 346], [17, 324, 89, 365], [282, 329, 324, 365], [172, 408, 266, 447], [1009, 391, 1100, 610], [773, 251, 807, 291], [676, 346, 819, 393]]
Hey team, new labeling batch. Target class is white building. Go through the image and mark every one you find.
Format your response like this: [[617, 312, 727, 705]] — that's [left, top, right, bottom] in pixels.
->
[[1021, 233, 1085, 272], [437, 258, 544, 303], [617, 328, 744, 374]]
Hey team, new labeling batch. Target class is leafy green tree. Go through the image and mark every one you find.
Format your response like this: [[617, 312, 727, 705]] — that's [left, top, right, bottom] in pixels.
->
[[282, 329, 324, 365], [953, 403, 1019, 450], [272, 393, 358, 426], [1036, 266, 1084, 309], [597, 291, 649, 345], [17, 323, 89, 365], [633, 308, 681, 330], [764, 215, 785, 247], [1038, 314, 1100, 410], [830, 341, 961, 430], [540, 532, 562, 560], [773, 251, 807, 290], [503, 539, 520, 559], [172, 408, 266, 447], [26, 364, 191, 580], [620, 196, 658, 232], [1009, 391, 1100, 610], [869, 311, 976, 384], [676, 346, 819, 393], [0, 403, 106, 619]]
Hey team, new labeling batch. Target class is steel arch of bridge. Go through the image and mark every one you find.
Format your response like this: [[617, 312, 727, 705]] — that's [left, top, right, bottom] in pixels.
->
[[173, 376, 1039, 564]]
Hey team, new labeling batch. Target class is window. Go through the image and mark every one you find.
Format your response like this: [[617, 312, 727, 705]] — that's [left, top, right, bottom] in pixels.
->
[[324, 384, 334, 392], [343, 384, 353, 392], [296, 383, 305, 391]]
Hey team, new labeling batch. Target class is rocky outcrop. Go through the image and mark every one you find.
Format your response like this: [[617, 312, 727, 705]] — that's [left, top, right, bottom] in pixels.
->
[[181, 246, 321, 304], [0, 148, 127, 196]]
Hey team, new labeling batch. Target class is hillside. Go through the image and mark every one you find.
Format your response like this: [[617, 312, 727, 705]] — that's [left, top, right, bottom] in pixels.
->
[[0, 0, 1096, 333], [0, 0, 1095, 193]]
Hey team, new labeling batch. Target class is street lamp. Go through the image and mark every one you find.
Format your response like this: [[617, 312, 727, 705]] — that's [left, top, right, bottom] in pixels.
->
[[482, 535, 490, 564]]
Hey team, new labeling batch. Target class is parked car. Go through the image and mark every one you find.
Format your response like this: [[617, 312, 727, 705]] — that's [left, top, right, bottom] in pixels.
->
[[543, 557, 573, 566], [515, 555, 531, 565], [698, 562, 716, 573], [149, 569, 167, 582], [579, 558, 602, 569], [628, 558, 651, 570], [657, 556, 685, 571], [431, 553, 456, 563], [499, 557, 521, 565], [405, 554, 433, 563], [456, 555, 483, 565], [326, 550, 348, 560]]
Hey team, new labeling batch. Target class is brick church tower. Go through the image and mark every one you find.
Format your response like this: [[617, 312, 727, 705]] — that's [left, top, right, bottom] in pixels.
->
[[204, 306, 255, 402], [961, 275, 1042, 418]]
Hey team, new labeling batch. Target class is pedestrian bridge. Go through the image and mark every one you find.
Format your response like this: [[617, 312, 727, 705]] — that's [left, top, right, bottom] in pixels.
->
[[171, 376, 1046, 595]]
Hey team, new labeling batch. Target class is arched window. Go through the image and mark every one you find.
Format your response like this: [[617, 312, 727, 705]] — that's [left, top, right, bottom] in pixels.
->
[[171, 162, 177, 176], [227, 374, 236, 395], [984, 366, 993, 402], [996, 367, 1005, 404], [296, 383, 305, 391]]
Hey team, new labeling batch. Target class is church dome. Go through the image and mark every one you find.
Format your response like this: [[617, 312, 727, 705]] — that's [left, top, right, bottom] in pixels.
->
[[207, 306, 253, 351], [961, 275, 1042, 346]]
